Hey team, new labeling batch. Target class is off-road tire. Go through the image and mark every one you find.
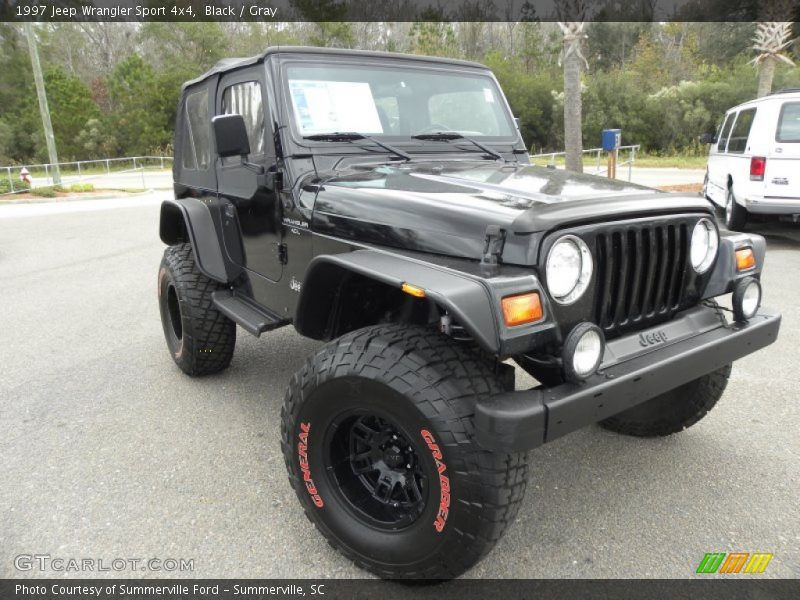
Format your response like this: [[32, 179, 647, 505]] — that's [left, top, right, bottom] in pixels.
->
[[725, 185, 747, 231], [598, 364, 732, 437], [158, 243, 236, 376], [280, 324, 528, 580]]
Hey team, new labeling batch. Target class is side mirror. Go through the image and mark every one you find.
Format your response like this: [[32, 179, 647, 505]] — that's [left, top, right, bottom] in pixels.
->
[[514, 117, 522, 131], [699, 133, 717, 145], [212, 114, 250, 157]]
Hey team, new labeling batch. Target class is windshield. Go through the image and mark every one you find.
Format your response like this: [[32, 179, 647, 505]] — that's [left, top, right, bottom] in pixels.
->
[[284, 62, 517, 141]]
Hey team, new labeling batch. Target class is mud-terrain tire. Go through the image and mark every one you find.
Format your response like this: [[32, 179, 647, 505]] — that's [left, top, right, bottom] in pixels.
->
[[280, 324, 528, 580], [599, 364, 732, 437], [157, 243, 236, 376]]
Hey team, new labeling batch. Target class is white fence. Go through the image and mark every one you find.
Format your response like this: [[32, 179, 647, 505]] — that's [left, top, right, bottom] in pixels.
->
[[529, 145, 640, 181], [2, 156, 173, 195], [3, 147, 641, 196]]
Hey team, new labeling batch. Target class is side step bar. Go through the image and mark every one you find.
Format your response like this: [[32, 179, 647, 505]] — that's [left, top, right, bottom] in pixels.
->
[[211, 290, 290, 336]]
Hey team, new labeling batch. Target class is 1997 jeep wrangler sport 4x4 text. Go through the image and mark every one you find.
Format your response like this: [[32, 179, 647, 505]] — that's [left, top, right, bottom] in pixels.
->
[[157, 47, 781, 579]]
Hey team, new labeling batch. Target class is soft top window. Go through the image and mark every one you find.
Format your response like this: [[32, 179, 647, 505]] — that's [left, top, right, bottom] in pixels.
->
[[182, 88, 210, 170], [222, 81, 266, 155]]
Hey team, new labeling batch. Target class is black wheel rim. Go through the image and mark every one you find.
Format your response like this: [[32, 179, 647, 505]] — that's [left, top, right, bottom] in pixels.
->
[[166, 284, 183, 342], [325, 412, 428, 530]]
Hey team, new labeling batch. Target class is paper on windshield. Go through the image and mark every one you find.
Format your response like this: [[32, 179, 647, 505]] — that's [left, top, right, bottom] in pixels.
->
[[289, 80, 383, 135]]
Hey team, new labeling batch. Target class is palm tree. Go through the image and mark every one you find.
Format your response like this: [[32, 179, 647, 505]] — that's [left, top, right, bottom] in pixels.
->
[[752, 0, 796, 97], [557, 1, 588, 173]]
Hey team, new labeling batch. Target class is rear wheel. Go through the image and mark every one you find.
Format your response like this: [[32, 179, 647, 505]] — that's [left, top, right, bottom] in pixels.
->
[[281, 324, 528, 579], [158, 243, 236, 376], [725, 185, 748, 230]]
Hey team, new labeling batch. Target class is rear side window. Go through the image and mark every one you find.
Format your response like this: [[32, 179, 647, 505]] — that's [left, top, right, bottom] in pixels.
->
[[717, 113, 734, 152], [777, 102, 800, 143], [727, 108, 756, 154], [222, 81, 265, 155], [182, 88, 210, 170]]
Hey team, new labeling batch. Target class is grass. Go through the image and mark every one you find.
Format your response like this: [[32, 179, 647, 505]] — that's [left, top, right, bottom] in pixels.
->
[[29, 183, 95, 197]]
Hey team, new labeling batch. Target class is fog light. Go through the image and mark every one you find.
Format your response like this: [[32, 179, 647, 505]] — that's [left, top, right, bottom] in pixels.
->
[[563, 322, 605, 383], [732, 277, 761, 322]]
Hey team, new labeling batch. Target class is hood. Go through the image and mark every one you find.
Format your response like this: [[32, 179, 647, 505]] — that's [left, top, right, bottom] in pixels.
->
[[310, 161, 713, 264]]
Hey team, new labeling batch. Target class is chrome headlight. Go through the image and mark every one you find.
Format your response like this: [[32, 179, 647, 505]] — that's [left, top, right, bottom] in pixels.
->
[[546, 235, 593, 304], [690, 218, 718, 273]]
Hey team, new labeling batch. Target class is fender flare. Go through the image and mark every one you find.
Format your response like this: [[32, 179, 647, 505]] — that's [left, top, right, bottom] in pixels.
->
[[295, 250, 502, 353], [159, 197, 229, 283], [704, 231, 767, 298]]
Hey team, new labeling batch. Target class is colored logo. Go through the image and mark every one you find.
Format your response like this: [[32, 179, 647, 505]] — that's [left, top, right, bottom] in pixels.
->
[[696, 552, 773, 574]]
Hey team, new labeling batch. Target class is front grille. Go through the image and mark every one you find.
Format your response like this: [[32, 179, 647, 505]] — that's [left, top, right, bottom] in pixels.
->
[[594, 221, 690, 337]]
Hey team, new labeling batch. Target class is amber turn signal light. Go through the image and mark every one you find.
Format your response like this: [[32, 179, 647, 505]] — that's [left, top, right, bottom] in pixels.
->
[[735, 247, 755, 271], [401, 282, 426, 298], [501, 292, 543, 327]]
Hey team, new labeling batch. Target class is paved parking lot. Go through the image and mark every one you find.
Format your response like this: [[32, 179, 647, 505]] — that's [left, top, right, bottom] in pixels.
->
[[1, 192, 798, 579]]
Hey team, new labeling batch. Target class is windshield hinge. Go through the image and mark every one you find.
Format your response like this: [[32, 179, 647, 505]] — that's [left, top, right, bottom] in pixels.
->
[[278, 243, 288, 265], [481, 225, 506, 275]]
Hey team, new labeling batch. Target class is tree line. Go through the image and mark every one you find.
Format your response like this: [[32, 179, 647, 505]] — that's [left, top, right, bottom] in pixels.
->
[[0, 20, 798, 166]]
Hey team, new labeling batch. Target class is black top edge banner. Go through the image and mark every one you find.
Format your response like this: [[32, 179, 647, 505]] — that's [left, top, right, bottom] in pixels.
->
[[1, 579, 799, 600], [1, 0, 799, 23]]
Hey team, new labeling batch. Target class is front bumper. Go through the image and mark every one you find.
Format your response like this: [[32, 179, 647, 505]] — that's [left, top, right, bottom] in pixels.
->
[[475, 304, 781, 453]]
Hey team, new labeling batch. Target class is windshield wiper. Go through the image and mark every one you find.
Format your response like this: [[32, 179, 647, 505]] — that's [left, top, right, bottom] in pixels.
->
[[411, 132, 506, 161], [303, 132, 411, 161]]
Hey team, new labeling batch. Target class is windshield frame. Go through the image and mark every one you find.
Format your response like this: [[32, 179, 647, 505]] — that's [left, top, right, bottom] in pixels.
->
[[275, 55, 521, 154]]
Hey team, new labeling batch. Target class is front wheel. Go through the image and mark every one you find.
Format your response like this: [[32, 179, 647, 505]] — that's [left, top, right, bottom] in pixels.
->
[[599, 364, 732, 437], [280, 325, 528, 579]]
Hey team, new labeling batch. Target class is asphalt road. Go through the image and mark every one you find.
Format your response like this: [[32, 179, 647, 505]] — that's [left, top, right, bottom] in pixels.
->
[[1, 191, 798, 580]]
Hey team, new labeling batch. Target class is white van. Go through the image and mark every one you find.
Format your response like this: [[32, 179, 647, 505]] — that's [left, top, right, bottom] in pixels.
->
[[703, 89, 800, 230]]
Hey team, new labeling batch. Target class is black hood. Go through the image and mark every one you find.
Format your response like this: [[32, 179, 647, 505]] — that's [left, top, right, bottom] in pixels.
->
[[310, 161, 713, 265]]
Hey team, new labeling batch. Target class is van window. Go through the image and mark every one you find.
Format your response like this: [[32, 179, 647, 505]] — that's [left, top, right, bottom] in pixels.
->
[[182, 88, 210, 170], [222, 81, 265, 155], [717, 113, 734, 152], [727, 108, 756, 154], [777, 102, 800, 143]]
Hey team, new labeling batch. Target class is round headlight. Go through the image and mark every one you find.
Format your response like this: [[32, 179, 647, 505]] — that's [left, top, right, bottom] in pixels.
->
[[546, 235, 593, 304], [690, 218, 719, 273], [732, 276, 761, 322], [563, 322, 605, 382]]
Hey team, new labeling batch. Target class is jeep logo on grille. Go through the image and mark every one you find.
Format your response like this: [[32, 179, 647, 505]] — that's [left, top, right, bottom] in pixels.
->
[[639, 330, 668, 347]]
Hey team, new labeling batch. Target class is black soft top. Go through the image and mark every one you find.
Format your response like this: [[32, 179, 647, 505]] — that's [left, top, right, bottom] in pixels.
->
[[181, 46, 489, 90]]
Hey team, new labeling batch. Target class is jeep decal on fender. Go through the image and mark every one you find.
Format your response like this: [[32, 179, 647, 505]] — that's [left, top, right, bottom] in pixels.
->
[[421, 429, 450, 533], [298, 422, 324, 508]]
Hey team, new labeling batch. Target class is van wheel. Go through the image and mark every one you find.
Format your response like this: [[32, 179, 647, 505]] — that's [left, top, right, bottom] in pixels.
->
[[725, 186, 747, 230], [158, 243, 236, 376], [280, 324, 528, 579]]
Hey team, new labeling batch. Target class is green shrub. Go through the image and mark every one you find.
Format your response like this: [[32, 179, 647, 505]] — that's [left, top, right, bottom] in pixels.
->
[[0, 178, 30, 194], [31, 186, 57, 198]]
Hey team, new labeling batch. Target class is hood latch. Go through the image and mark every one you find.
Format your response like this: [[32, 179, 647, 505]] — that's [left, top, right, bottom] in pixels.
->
[[481, 225, 506, 275]]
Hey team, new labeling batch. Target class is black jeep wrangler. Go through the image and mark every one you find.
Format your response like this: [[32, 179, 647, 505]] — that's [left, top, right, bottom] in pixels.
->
[[157, 47, 781, 579]]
